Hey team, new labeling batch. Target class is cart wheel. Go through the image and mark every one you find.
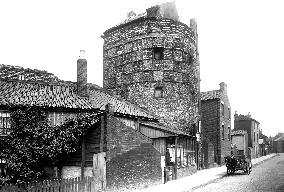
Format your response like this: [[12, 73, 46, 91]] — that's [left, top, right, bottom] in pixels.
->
[[227, 167, 231, 174]]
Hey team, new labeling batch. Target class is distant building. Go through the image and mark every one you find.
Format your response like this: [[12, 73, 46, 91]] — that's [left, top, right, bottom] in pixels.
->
[[234, 112, 260, 158], [259, 130, 269, 156], [273, 134, 284, 153], [201, 82, 231, 167]]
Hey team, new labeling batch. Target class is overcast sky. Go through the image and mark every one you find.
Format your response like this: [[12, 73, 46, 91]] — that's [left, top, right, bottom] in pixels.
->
[[0, 0, 283, 137]]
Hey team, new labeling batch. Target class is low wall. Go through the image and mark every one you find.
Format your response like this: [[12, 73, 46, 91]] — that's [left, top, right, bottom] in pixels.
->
[[177, 165, 197, 179]]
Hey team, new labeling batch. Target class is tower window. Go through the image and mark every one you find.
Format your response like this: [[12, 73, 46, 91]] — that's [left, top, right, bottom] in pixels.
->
[[154, 87, 163, 98], [221, 103, 224, 116], [153, 47, 164, 60], [221, 124, 225, 140]]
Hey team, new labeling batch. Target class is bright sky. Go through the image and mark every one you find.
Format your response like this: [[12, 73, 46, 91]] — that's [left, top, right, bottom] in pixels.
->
[[0, 0, 283, 137]]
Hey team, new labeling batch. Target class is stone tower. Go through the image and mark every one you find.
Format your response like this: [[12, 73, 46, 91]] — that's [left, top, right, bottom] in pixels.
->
[[102, 2, 200, 133]]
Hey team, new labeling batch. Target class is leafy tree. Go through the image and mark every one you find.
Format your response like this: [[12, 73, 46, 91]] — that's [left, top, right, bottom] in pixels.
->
[[1, 106, 99, 184]]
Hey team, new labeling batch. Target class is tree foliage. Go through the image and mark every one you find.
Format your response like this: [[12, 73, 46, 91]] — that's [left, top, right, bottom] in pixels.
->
[[1, 106, 99, 184]]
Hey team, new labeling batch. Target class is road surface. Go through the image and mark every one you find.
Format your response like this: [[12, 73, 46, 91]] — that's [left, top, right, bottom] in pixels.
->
[[191, 154, 284, 192]]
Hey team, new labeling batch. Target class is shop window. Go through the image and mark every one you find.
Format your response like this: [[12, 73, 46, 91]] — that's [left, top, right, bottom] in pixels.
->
[[153, 47, 164, 60], [154, 87, 163, 98], [0, 111, 11, 135]]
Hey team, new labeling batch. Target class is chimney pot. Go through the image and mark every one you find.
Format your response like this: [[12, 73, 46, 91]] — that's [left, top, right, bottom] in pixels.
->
[[219, 82, 227, 93], [80, 50, 85, 59]]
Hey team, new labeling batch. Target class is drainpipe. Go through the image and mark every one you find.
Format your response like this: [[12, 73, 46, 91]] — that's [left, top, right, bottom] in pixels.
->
[[174, 136, 178, 180]]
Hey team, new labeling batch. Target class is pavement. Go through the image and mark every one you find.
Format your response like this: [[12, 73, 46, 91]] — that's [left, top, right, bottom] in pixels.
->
[[135, 153, 277, 192]]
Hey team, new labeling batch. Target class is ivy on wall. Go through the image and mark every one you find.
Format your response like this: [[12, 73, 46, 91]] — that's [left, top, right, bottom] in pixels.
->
[[0, 106, 99, 184]]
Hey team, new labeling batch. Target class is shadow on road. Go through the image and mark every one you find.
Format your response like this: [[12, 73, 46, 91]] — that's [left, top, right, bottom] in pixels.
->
[[220, 172, 249, 178]]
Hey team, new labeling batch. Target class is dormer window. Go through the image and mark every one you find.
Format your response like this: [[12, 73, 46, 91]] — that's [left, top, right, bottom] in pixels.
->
[[154, 87, 163, 98], [153, 47, 164, 60], [18, 74, 25, 80], [0, 111, 11, 135]]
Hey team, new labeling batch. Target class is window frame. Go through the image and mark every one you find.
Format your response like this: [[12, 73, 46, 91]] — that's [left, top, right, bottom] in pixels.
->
[[221, 124, 225, 140], [221, 102, 225, 116], [0, 111, 11, 135], [154, 86, 164, 98], [153, 47, 164, 60]]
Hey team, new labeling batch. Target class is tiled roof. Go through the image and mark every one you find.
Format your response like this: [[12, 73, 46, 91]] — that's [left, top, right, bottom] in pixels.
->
[[0, 80, 93, 109], [0, 64, 61, 83], [140, 121, 191, 136], [0, 64, 157, 119], [89, 89, 157, 120], [201, 90, 221, 101]]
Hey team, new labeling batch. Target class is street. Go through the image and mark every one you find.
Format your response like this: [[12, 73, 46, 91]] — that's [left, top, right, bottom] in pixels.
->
[[190, 154, 284, 192]]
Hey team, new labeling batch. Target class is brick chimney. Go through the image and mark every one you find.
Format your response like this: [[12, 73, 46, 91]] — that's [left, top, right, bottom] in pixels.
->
[[77, 50, 88, 97], [219, 82, 227, 94]]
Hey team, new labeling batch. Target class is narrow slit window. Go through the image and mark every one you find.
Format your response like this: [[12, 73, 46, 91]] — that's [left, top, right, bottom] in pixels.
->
[[154, 87, 163, 98], [153, 47, 164, 60], [222, 124, 225, 140]]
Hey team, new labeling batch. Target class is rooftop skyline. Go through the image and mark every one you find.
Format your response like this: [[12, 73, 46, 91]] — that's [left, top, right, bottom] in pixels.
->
[[0, 0, 283, 136]]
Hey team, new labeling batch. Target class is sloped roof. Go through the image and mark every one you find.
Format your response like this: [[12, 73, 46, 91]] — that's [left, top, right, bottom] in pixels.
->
[[140, 121, 191, 136], [201, 90, 221, 101], [0, 80, 93, 109], [0, 64, 61, 83], [274, 135, 284, 141], [0, 64, 157, 119], [88, 89, 157, 120]]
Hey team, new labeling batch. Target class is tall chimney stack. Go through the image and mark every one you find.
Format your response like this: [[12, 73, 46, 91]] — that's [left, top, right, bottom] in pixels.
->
[[219, 82, 227, 94], [77, 50, 88, 97]]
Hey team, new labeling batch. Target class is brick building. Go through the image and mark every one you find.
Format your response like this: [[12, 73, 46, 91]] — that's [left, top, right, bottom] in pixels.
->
[[234, 112, 260, 158], [200, 82, 231, 167], [273, 134, 284, 153], [101, 2, 200, 135]]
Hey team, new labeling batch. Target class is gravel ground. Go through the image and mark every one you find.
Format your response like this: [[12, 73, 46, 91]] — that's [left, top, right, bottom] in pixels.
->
[[189, 154, 284, 192]]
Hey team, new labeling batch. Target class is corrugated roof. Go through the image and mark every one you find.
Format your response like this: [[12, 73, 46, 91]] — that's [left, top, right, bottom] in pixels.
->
[[0, 80, 93, 109], [140, 121, 191, 136], [88, 89, 157, 119], [201, 90, 221, 101]]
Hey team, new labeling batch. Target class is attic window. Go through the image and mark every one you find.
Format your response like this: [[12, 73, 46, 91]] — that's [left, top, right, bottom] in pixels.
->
[[154, 87, 163, 98], [153, 47, 164, 60]]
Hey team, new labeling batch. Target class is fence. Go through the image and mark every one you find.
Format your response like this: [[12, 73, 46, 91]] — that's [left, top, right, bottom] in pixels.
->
[[164, 166, 176, 183], [0, 176, 102, 192]]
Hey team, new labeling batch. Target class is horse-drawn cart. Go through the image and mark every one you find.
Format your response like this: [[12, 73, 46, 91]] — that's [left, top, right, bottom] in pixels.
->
[[225, 154, 252, 174], [226, 130, 252, 175]]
